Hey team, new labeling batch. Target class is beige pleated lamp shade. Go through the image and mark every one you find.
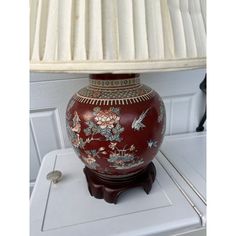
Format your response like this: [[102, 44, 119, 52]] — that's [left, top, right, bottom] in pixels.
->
[[30, 0, 206, 73]]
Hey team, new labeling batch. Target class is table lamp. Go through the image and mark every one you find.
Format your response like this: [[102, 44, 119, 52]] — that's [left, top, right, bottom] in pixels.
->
[[30, 0, 206, 203]]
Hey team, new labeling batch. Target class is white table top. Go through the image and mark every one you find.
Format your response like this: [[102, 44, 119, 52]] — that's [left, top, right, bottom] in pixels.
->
[[159, 132, 206, 227], [161, 132, 206, 201], [30, 132, 206, 236]]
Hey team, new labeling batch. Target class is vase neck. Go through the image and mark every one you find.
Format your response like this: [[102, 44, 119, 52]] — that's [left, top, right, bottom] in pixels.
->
[[89, 74, 140, 89]]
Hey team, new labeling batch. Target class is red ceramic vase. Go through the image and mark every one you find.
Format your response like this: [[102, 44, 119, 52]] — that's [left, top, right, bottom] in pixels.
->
[[66, 74, 166, 178]]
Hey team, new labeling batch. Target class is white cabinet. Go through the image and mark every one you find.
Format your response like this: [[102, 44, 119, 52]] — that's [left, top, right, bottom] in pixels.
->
[[30, 133, 206, 236]]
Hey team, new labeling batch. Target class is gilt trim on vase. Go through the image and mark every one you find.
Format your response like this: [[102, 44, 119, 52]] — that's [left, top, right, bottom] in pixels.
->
[[73, 78, 155, 105], [89, 77, 140, 88]]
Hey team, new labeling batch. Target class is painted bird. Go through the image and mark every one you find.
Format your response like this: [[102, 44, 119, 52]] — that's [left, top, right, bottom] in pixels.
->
[[132, 108, 150, 131]]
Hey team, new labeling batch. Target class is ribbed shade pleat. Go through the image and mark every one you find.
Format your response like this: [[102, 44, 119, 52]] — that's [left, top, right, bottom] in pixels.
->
[[30, 0, 39, 59], [102, 0, 119, 60], [117, 0, 135, 60], [133, 0, 149, 60], [31, 0, 43, 61], [73, 0, 87, 60], [145, 0, 165, 60], [160, 0, 175, 59], [43, 0, 58, 61], [200, 0, 206, 31], [58, 0, 73, 61], [88, 0, 103, 60], [39, 0, 50, 60], [179, 0, 198, 58], [189, 0, 206, 57], [168, 0, 187, 58], [30, 0, 206, 72]]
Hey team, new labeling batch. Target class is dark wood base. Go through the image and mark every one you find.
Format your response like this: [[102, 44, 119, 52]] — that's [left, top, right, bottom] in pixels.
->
[[83, 162, 156, 204]]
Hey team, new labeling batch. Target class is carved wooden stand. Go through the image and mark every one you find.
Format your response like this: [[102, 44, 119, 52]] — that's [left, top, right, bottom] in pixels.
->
[[83, 162, 156, 204]]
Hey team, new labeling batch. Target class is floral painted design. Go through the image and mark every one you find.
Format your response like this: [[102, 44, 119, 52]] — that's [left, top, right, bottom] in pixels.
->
[[94, 109, 120, 129], [68, 107, 125, 170], [84, 107, 124, 142], [72, 111, 81, 132], [68, 112, 98, 149], [82, 156, 99, 169], [109, 142, 117, 150], [67, 111, 82, 148], [132, 108, 150, 131], [81, 147, 107, 169], [147, 140, 158, 148], [85, 147, 107, 159], [68, 106, 158, 171], [108, 143, 144, 170]]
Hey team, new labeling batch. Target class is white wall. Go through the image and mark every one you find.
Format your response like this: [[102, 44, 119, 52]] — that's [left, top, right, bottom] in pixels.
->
[[30, 69, 206, 193]]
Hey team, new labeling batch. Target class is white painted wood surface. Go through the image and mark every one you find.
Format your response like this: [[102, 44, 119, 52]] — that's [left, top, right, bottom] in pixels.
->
[[160, 132, 206, 201], [174, 228, 206, 236], [30, 148, 203, 236], [30, 74, 88, 193], [159, 132, 206, 228], [30, 69, 206, 193]]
